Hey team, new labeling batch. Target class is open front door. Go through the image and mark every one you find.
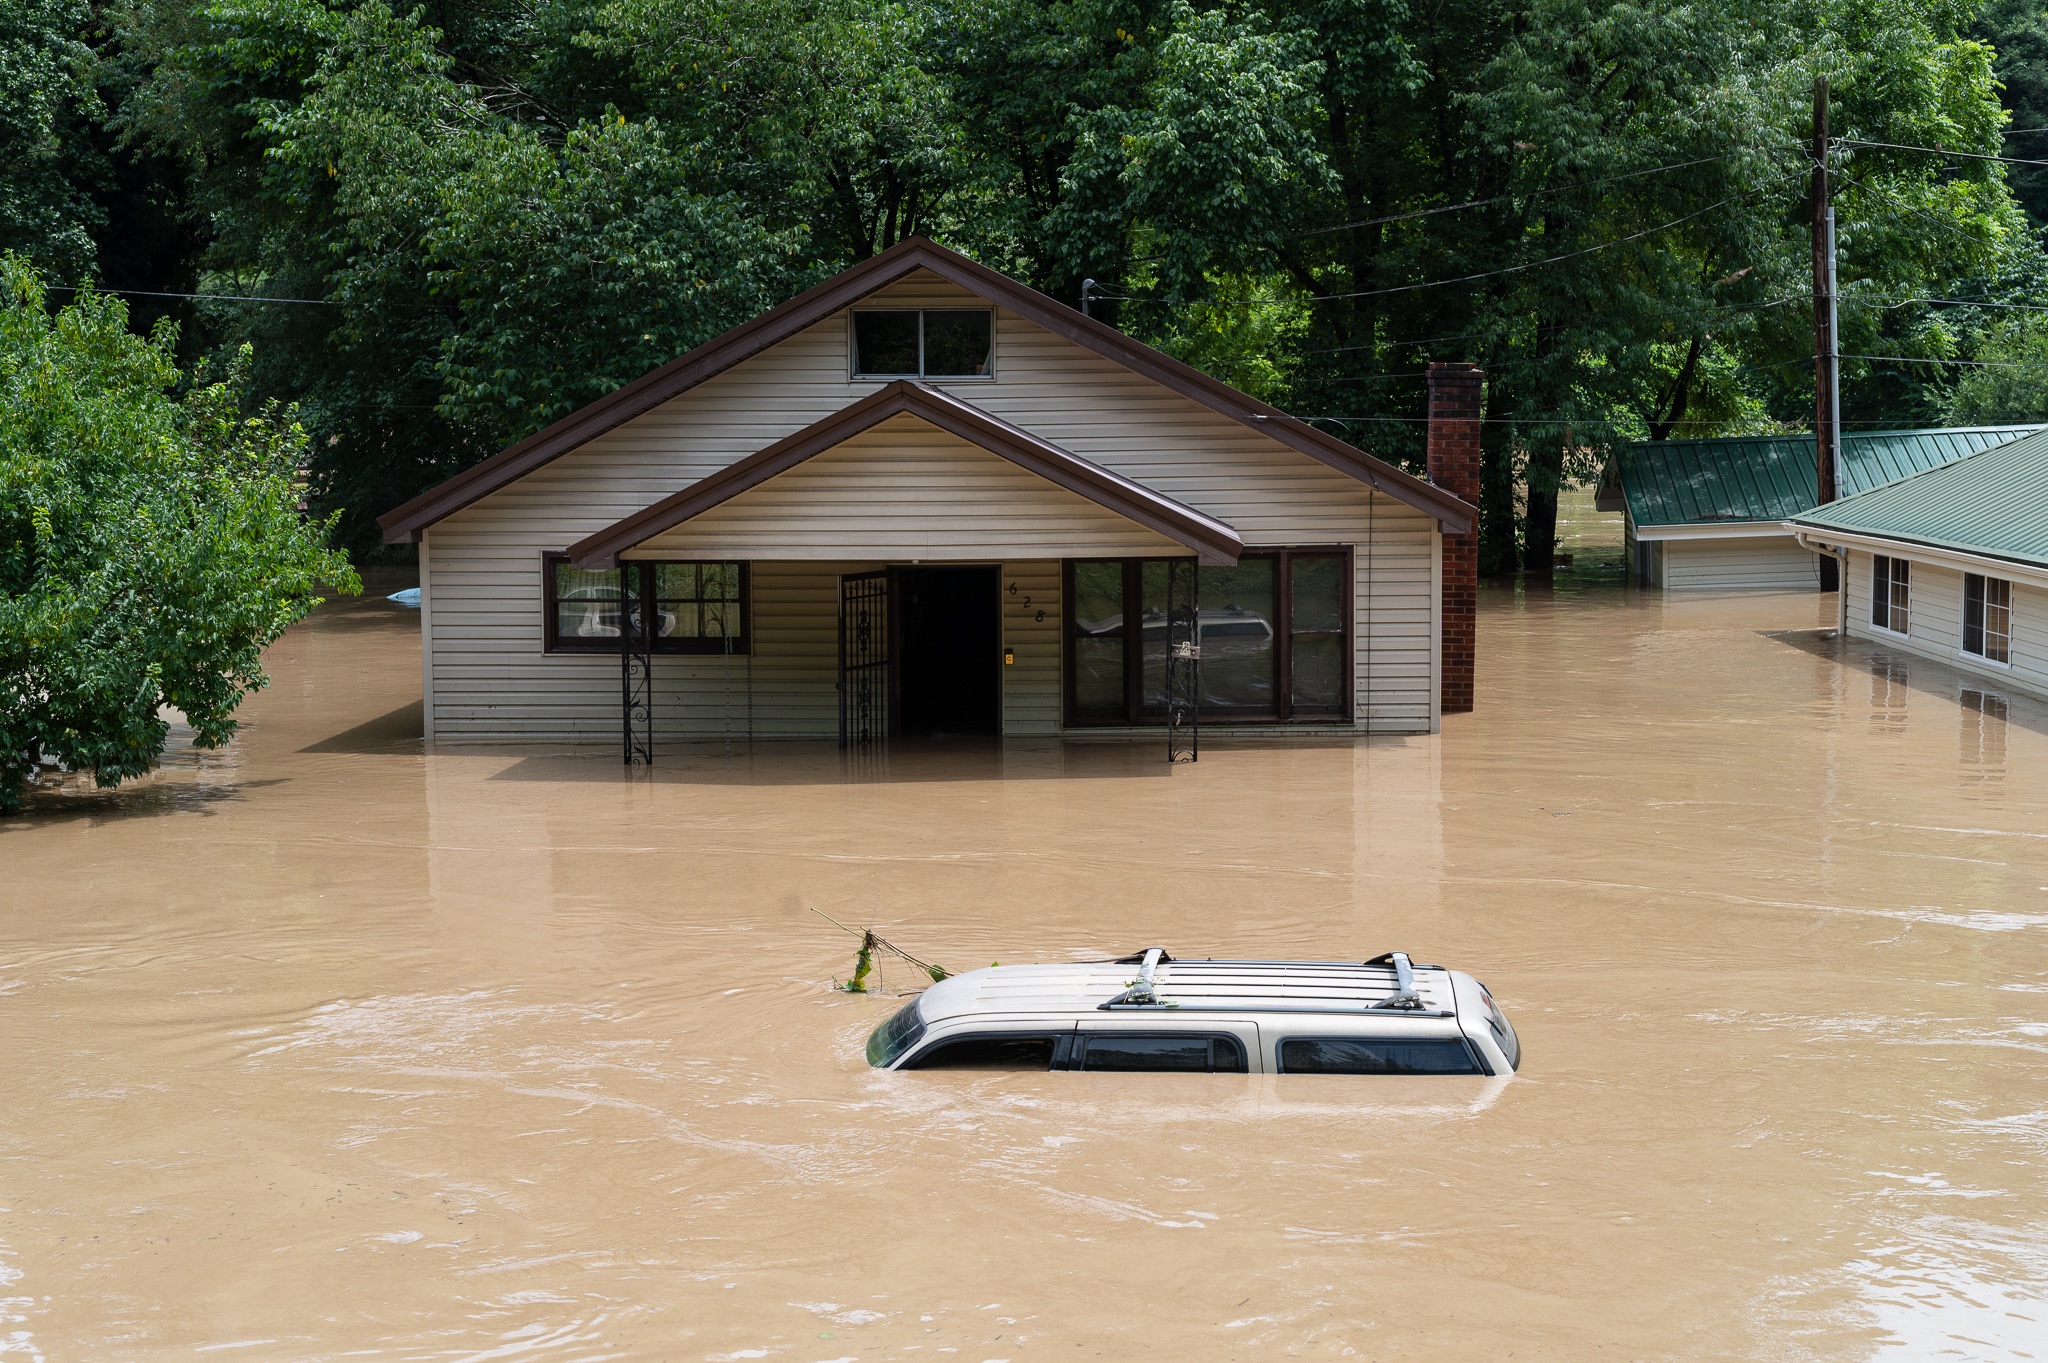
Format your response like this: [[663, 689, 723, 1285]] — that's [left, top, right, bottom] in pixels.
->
[[838, 570, 889, 748]]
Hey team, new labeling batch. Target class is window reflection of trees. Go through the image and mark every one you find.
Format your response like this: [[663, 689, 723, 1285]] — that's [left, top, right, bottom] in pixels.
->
[[1067, 553, 1347, 723]]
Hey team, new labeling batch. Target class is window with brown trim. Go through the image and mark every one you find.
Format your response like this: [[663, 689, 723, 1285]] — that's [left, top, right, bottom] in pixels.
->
[[1063, 551, 1350, 726], [850, 309, 994, 378], [543, 554, 749, 654]]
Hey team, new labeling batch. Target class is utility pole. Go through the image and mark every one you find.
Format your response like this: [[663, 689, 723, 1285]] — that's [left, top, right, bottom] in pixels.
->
[[1811, 76, 1841, 591]]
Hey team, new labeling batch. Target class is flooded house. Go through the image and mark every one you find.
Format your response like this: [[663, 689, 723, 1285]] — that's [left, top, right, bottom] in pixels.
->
[[1793, 427, 2048, 702], [1606, 426, 2036, 592], [377, 239, 1480, 749]]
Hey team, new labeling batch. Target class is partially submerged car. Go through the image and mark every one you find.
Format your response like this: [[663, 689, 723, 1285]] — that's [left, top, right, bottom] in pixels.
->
[[865, 949, 1520, 1076]]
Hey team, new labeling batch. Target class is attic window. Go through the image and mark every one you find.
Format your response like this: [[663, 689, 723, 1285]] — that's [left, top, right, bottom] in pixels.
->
[[852, 309, 993, 379]]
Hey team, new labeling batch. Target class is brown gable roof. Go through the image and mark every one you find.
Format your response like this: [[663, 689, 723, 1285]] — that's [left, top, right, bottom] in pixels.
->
[[566, 381, 1245, 569], [377, 236, 1475, 543]]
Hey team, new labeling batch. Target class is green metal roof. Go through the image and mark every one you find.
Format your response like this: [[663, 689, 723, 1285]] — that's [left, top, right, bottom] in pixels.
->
[[1792, 425, 2048, 571], [1618, 426, 2038, 528]]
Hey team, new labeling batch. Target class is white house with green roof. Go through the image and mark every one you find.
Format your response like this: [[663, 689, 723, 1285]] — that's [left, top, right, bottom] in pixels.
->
[[1608, 427, 2037, 592], [1793, 427, 2048, 701]]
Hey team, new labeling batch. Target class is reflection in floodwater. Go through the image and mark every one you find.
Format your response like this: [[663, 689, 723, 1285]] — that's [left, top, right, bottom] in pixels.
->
[[1960, 685, 2009, 780], [3, 583, 2048, 1359], [1870, 652, 1911, 733]]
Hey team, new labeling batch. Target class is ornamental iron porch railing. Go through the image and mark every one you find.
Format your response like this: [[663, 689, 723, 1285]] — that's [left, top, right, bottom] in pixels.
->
[[1164, 557, 1200, 763], [621, 565, 655, 768], [838, 570, 889, 749]]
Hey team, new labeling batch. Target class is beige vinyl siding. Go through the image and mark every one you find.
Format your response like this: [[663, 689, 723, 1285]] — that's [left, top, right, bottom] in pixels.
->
[[423, 268, 1441, 740], [1659, 534, 1822, 591], [1356, 507, 1436, 730], [1842, 548, 2048, 701], [431, 561, 850, 741], [1000, 560, 1062, 735], [628, 414, 1187, 562]]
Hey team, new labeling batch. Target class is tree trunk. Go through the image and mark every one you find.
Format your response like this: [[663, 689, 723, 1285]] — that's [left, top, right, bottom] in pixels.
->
[[1647, 334, 1706, 441], [1479, 411, 1520, 576], [1522, 438, 1566, 578]]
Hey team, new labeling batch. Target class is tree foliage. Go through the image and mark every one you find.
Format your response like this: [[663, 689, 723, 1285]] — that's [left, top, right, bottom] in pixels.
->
[[0, 256, 357, 812], [0, 0, 105, 280], [17, 0, 2045, 567]]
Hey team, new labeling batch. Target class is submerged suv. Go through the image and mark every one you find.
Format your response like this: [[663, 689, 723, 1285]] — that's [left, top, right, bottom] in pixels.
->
[[865, 949, 1521, 1076]]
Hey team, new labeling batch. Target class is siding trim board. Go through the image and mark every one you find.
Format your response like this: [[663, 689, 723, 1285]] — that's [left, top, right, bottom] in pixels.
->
[[1632, 520, 1801, 542], [377, 237, 1473, 543], [567, 381, 1245, 568], [1795, 527, 2048, 593]]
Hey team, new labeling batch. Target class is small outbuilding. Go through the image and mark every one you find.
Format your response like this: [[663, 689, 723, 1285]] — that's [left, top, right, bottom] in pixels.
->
[[1793, 428, 2048, 702], [377, 239, 1480, 750], [1608, 426, 2036, 591]]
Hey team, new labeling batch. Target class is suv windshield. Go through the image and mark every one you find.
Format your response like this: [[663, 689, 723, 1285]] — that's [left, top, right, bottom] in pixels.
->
[[865, 1000, 927, 1067]]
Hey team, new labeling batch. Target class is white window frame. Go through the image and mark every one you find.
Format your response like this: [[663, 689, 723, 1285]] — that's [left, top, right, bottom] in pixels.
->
[[1870, 553, 1911, 638], [848, 308, 997, 382], [1959, 571, 2014, 668]]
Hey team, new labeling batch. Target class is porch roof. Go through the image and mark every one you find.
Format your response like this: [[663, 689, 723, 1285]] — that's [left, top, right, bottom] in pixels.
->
[[566, 381, 1246, 568]]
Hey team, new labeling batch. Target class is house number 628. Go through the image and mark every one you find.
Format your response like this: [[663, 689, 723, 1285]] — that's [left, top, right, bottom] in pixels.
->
[[1009, 582, 1044, 622]]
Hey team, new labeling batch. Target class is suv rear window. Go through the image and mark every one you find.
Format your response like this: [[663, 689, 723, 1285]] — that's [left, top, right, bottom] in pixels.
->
[[1078, 1034, 1246, 1073], [1279, 1037, 1487, 1076], [905, 1034, 1062, 1070], [865, 1001, 927, 1067]]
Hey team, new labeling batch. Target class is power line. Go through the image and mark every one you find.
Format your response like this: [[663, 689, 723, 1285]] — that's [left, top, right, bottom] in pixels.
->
[[1846, 295, 2048, 314], [44, 284, 443, 312], [1843, 352, 2040, 369], [1840, 139, 2048, 168], [48, 285, 347, 306], [1109, 177, 1799, 311], [1304, 294, 1806, 359], [1285, 156, 1732, 240], [1831, 170, 1996, 248], [1294, 179, 1797, 303]]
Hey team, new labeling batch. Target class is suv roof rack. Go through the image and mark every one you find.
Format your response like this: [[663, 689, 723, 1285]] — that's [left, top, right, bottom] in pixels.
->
[[1095, 948, 1453, 1017]]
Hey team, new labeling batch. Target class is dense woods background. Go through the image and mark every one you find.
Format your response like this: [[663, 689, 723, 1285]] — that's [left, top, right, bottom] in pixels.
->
[[8, 0, 2048, 570]]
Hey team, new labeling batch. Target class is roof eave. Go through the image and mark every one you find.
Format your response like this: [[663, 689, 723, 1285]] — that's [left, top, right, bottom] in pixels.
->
[[1789, 520, 2048, 585], [378, 236, 1474, 543], [565, 380, 1246, 569], [376, 244, 949, 544]]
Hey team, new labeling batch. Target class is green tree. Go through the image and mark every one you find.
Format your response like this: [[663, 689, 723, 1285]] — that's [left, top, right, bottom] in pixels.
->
[[107, 0, 2040, 576], [0, 0, 104, 280], [1946, 312, 2048, 420], [1974, 0, 2048, 223], [0, 257, 358, 813], [118, 0, 815, 555]]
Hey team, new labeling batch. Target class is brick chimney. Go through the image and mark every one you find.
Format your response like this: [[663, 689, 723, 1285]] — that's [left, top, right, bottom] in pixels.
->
[[1426, 363, 1483, 715]]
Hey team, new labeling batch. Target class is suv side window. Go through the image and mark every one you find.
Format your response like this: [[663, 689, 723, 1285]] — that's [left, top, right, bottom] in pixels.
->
[[906, 1034, 1065, 1070], [1278, 1037, 1488, 1076], [1078, 1033, 1247, 1073]]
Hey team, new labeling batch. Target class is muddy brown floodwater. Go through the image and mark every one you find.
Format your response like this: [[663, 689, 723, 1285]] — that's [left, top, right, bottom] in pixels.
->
[[5, 581, 2048, 1362]]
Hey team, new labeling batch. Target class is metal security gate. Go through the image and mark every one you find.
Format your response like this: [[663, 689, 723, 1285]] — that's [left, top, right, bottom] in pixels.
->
[[1164, 558, 1200, 763], [620, 565, 654, 767], [838, 570, 889, 748]]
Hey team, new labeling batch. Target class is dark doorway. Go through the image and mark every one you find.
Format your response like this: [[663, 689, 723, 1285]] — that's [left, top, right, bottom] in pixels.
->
[[893, 567, 1001, 736]]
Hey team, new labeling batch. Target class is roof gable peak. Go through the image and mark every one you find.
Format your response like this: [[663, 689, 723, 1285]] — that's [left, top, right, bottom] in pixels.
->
[[377, 236, 1473, 543]]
